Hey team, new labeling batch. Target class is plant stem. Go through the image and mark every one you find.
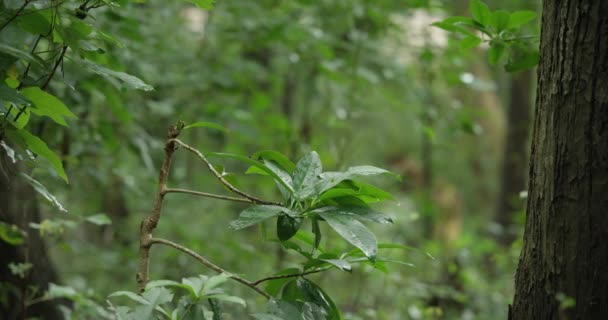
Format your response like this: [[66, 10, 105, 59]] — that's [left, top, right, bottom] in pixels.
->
[[0, 0, 31, 32], [252, 268, 326, 286], [150, 237, 271, 299]]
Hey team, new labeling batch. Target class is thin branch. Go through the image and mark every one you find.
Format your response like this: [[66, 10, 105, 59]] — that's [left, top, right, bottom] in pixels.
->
[[171, 139, 281, 206], [0, 0, 32, 32], [40, 45, 67, 90], [164, 188, 253, 204], [252, 268, 326, 286], [151, 237, 271, 299]]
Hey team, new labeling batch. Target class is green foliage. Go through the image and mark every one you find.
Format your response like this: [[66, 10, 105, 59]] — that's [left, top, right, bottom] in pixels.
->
[[433, 0, 539, 72]]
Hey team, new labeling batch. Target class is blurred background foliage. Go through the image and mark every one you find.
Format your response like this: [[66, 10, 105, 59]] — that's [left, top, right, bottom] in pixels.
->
[[0, 0, 540, 318]]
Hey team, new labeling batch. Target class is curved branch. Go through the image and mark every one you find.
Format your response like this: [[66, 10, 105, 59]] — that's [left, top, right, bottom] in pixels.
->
[[150, 237, 271, 299], [171, 139, 281, 206], [163, 188, 252, 204]]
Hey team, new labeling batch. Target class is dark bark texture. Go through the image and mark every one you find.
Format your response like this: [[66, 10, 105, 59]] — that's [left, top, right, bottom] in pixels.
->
[[495, 70, 533, 245], [511, 1, 608, 319]]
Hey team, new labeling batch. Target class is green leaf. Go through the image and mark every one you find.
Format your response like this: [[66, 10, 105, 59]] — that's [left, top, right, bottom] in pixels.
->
[[7, 104, 29, 129], [0, 221, 26, 245], [0, 44, 45, 67], [265, 268, 302, 296], [202, 273, 231, 295], [470, 0, 492, 27], [183, 121, 227, 132], [314, 206, 393, 224], [312, 217, 321, 249], [491, 10, 510, 32], [85, 214, 112, 226], [0, 82, 30, 106], [318, 211, 377, 261], [277, 215, 302, 241], [21, 87, 76, 126], [252, 150, 296, 173], [431, 21, 477, 37], [109, 290, 150, 305], [184, 0, 215, 9], [230, 205, 285, 230], [207, 152, 293, 192], [16, 10, 52, 35], [508, 11, 537, 29], [20, 173, 67, 212], [505, 47, 540, 72], [206, 294, 246, 307], [460, 36, 482, 49], [315, 165, 396, 195], [264, 160, 295, 197], [292, 151, 322, 200], [488, 43, 506, 65], [17, 130, 68, 182], [77, 59, 153, 91]]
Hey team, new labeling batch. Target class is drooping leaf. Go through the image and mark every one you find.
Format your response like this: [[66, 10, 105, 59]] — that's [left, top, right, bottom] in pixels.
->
[[17, 130, 68, 182], [21, 87, 76, 126], [78, 59, 153, 91], [318, 211, 377, 261], [20, 173, 67, 212], [277, 215, 302, 241], [230, 205, 285, 230], [292, 151, 322, 200]]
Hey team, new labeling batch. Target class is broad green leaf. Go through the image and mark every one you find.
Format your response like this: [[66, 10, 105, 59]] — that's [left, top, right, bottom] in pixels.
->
[[21, 87, 76, 126], [505, 47, 540, 72], [20, 173, 67, 212], [264, 160, 295, 197], [315, 165, 395, 195], [508, 11, 537, 29], [78, 59, 153, 91], [431, 21, 477, 37], [491, 10, 510, 32], [277, 215, 302, 241], [320, 259, 351, 272], [230, 205, 285, 230], [318, 188, 358, 201], [135, 287, 173, 319], [206, 294, 246, 307], [184, 0, 215, 9], [0, 221, 26, 245], [295, 278, 340, 319], [8, 104, 29, 129], [182, 275, 206, 299], [15, 10, 52, 35], [183, 121, 227, 132], [488, 43, 506, 65], [314, 206, 393, 224], [0, 44, 45, 67], [253, 150, 296, 173], [108, 290, 150, 305], [17, 130, 68, 182], [318, 211, 377, 261], [0, 83, 30, 106], [460, 36, 482, 49], [470, 0, 492, 27], [207, 152, 293, 192], [292, 151, 322, 200], [85, 214, 112, 226], [47, 284, 78, 299], [354, 181, 396, 202]]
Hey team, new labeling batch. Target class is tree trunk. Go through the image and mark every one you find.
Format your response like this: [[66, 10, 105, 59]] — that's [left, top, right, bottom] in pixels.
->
[[495, 70, 533, 245], [0, 153, 64, 320], [510, 1, 608, 319]]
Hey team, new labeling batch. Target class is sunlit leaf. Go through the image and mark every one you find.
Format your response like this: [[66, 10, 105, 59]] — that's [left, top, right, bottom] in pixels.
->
[[21, 87, 76, 126], [292, 151, 322, 200]]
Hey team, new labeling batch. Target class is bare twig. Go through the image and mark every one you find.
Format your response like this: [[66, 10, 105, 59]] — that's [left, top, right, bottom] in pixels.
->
[[163, 188, 252, 204], [150, 237, 271, 299], [171, 138, 281, 206], [252, 268, 326, 286], [137, 125, 182, 293]]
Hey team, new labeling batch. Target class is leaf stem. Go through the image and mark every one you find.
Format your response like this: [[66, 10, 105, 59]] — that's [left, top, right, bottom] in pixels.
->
[[0, 0, 32, 32], [252, 268, 327, 286]]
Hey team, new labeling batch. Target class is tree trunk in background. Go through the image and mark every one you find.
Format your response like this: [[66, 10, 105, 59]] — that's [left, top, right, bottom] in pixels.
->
[[0, 154, 63, 320], [510, 1, 608, 319], [495, 70, 532, 245]]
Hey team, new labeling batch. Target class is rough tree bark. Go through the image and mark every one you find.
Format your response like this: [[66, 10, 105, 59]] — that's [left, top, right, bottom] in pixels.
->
[[510, 1, 608, 319], [495, 70, 533, 245]]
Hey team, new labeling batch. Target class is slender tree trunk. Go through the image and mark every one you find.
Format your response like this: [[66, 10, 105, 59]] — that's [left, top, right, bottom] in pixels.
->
[[495, 70, 533, 245], [0, 153, 63, 320], [510, 1, 608, 319]]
